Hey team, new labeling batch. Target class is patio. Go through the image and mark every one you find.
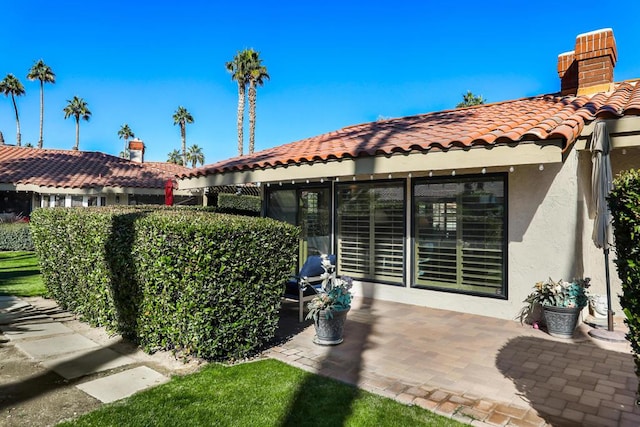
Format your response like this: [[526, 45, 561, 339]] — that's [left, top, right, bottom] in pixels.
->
[[268, 297, 640, 427]]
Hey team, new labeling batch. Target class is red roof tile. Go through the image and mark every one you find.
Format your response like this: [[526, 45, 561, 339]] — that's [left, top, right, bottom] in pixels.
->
[[0, 146, 183, 189], [182, 81, 640, 179], [144, 161, 191, 175]]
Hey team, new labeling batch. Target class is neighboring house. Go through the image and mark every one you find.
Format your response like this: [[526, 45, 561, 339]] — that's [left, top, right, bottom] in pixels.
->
[[179, 28, 640, 321], [0, 140, 199, 215]]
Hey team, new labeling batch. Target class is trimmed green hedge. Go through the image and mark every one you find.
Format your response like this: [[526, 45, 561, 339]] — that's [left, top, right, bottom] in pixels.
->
[[609, 169, 640, 400], [0, 222, 34, 251], [30, 206, 299, 360], [217, 193, 261, 215]]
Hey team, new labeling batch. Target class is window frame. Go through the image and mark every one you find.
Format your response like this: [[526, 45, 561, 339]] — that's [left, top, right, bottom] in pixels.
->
[[265, 183, 333, 267], [335, 179, 406, 286], [411, 173, 508, 299]]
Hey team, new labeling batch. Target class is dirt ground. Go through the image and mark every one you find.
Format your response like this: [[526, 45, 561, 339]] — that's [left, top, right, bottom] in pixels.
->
[[0, 340, 102, 427]]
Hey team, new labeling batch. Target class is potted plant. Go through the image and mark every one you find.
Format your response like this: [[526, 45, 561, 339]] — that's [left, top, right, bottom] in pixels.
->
[[306, 255, 353, 345], [522, 277, 591, 338]]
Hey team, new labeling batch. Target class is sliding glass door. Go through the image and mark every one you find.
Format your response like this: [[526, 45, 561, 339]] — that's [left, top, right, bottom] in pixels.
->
[[413, 175, 506, 297]]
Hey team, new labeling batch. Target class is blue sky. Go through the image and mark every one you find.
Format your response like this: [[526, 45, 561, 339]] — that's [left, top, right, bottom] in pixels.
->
[[2, 1, 640, 165]]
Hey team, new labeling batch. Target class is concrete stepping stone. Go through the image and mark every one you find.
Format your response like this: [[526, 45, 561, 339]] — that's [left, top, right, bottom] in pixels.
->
[[1, 321, 73, 340], [14, 333, 99, 359], [0, 312, 50, 325], [42, 347, 136, 379], [0, 299, 30, 312], [76, 366, 169, 403]]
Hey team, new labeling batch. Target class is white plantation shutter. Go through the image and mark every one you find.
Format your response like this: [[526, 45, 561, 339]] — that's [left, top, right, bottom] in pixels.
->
[[414, 177, 506, 297], [337, 182, 405, 283]]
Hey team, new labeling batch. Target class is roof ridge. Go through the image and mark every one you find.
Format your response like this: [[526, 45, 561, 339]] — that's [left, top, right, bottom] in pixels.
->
[[340, 93, 574, 132]]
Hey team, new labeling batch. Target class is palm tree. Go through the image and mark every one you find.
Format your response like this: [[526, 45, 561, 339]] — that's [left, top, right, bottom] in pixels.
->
[[226, 50, 252, 156], [172, 106, 194, 166], [117, 124, 134, 157], [187, 144, 205, 168], [119, 148, 130, 159], [167, 149, 183, 165], [26, 60, 55, 148], [246, 50, 269, 155], [63, 96, 91, 150], [0, 74, 26, 146], [456, 91, 486, 108]]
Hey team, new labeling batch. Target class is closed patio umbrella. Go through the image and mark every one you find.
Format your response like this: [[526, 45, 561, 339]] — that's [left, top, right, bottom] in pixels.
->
[[590, 120, 615, 333], [164, 179, 175, 206]]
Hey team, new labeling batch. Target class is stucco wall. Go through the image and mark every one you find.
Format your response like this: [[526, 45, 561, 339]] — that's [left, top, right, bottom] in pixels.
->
[[577, 147, 640, 320]]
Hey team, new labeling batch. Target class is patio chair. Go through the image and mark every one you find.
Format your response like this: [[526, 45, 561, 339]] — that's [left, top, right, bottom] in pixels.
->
[[283, 254, 336, 322]]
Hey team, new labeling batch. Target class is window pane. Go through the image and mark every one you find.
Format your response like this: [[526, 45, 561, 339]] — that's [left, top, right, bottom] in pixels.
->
[[266, 186, 332, 266], [71, 196, 83, 207], [266, 189, 297, 225], [337, 182, 405, 284], [414, 176, 506, 297], [299, 189, 331, 256]]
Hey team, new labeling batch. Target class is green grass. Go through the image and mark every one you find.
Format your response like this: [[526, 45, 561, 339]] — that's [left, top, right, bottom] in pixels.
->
[[0, 251, 47, 297], [59, 359, 467, 427]]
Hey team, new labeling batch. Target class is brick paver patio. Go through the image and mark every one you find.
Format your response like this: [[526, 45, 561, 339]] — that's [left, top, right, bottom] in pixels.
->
[[267, 297, 640, 426]]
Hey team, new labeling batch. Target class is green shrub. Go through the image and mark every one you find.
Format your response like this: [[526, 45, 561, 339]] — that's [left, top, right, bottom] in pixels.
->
[[217, 193, 261, 215], [608, 169, 640, 400], [0, 222, 34, 251], [30, 206, 299, 360]]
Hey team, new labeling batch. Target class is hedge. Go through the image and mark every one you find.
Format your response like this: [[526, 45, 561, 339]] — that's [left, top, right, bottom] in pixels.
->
[[608, 169, 640, 400], [0, 222, 33, 251], [217, 193, 261, 215], [30, 206, 299, 360]]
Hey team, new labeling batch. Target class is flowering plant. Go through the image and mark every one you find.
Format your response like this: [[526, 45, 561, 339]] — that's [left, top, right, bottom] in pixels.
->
[[305, 255, 353, 321], [524, 277, 591, 309]]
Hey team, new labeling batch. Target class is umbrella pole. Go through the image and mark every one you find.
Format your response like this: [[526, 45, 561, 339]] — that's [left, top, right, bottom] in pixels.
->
[[605, 248, 614, 332]]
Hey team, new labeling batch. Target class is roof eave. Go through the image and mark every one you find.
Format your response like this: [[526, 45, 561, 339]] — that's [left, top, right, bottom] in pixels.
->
[[179, 140, 565, 189], [575, 116, 640, 150]]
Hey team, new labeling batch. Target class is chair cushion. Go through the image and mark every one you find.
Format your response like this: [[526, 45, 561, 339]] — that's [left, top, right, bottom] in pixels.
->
[[299, 254, 336, 278], [283, 254, 336, 299], [284, 278, 321, 298]]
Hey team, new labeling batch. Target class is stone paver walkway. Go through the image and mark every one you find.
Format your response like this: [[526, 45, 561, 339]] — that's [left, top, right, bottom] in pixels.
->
[[0, 295, 199, 411], [268, 298, 640, 427]]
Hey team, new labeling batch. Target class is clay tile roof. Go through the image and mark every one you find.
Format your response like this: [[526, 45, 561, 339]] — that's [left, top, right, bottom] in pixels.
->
[[182, 80, 640, 179], [144, 161, 191, 175], [0, 146, 182, 189]]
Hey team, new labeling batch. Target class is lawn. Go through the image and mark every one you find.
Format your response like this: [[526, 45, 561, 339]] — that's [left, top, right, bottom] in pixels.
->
[[0, 251, 466, 426], [59, 359, 467, 427], [0, 251, 47, 297]]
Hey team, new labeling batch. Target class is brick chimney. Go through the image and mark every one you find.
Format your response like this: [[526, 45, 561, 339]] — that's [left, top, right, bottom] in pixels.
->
[[557, 28, 617, 96], [128, 138, 145, 163]]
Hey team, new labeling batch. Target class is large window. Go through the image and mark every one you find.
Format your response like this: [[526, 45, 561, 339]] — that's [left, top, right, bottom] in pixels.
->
[[336, 181, 405, 284], [413, 175, 506, 297], [266, 186, 331, 263]]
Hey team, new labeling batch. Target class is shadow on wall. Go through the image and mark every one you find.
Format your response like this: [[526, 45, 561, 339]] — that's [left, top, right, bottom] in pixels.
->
[[496, 333, 640, 426]]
